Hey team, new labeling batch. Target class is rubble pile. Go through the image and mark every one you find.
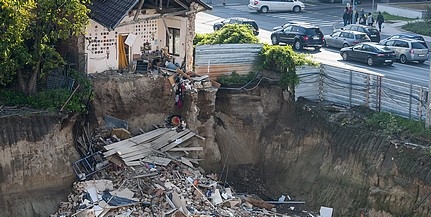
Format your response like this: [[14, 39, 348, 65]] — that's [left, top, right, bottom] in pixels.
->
[[51, 160, 291, 217], [52, 116, 320, 217]]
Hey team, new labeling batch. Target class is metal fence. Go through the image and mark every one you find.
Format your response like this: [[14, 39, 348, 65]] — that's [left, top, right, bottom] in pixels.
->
[[296, 64, 428, 121]]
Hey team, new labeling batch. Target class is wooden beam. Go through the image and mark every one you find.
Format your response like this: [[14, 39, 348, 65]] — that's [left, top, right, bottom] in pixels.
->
[[134, 0, 146, 21], [168, 147, 203, 151], [173, 0, 188, 10], [116, 10, 188, 28]]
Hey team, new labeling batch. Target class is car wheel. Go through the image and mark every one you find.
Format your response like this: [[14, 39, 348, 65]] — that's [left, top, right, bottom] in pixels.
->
[[343, 43, 349, 48], [367, 57, 374, 66], [314, 47, 321, 51], [271, 35, 279, 45], [293, 6, 301, 13], [261, 6, 269, 13], [400, 54, 408, 64], [293, 40, 302, 50], [418, 60, 425, 64], [341, 52, 348, 61], [214, 26, 220, 31]]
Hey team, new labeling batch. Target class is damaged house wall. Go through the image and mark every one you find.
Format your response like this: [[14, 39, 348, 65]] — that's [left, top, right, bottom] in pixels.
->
[[0, 112, 79, 217]]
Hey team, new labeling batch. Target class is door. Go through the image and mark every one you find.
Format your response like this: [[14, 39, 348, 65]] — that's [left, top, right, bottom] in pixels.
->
[[279, 25, 293, 43], [327, 32, 340, 47], [118, 34, 130, 70]]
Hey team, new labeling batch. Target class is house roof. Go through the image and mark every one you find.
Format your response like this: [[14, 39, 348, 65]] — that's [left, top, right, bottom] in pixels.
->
[[88, 0, 212, 30]]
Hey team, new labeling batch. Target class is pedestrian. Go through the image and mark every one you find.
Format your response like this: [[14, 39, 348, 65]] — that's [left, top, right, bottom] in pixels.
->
[[366, 12, 374, 26], [343, 8, 350, 26], [348, 6, 353, 24], [354, 10, 359, 24], [376, 11, 384, 32], [359, 13, 366, 25]]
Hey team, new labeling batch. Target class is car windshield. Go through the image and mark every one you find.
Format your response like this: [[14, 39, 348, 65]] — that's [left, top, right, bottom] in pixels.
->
[[304, 28, 321, 35], [355, 34, 368, 39], [412, 42, 427, 49]]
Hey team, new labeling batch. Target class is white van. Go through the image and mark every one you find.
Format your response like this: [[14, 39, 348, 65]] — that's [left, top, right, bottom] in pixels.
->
[[248, 0, 305, 13]]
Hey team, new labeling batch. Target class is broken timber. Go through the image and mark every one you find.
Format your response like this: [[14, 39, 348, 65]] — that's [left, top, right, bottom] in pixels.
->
[[102, 128, 200, 167]]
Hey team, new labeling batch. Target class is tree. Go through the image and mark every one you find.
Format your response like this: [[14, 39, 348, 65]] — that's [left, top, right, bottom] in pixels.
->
[[194, 24, 259, 45], [0, 0, 90, 95], [258, 44, 318, 98]]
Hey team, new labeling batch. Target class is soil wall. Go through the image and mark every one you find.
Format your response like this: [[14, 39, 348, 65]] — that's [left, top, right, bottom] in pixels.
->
[[0, 112, 79, 217]]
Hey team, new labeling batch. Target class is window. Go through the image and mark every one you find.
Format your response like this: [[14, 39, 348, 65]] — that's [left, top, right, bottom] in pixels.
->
[[167, 28, 180, 56], [385, 40, 395, 46], [412, 42, 427, 49]]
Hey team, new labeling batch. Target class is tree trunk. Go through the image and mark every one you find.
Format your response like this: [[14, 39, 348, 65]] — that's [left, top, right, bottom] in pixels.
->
[[17, 69, 28, 94], [27, 61, 40, 95]]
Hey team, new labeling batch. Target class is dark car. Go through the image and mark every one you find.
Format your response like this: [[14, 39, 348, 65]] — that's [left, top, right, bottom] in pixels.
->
[[340, 42, 396, 66], [380, 33, 428, 48], [213, 17, 259, 36], [336, 24, 380, 42], [271, 23, 324, 51]]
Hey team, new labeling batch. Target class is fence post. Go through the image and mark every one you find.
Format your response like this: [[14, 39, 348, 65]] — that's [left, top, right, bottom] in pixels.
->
[[319, 64, 324, 102], [365, 74, 370, 108], [349, 70, 353, 108], [377, 76, 382, 112], [409, 84, 413, 119]]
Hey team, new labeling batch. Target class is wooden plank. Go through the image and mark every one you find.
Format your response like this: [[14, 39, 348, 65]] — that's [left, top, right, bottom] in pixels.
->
[[110, 130, 178, 160], [125, 156, 171, 167], [168, 147, 203, 151], [159, 132, 195, 152], [117, 147, 152, 160], [151, 130, 190, 150], [103, 128, 168, 150], [103, 143, 151, 157]]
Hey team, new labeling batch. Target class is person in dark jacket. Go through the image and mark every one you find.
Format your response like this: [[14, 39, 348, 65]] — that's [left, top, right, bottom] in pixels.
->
[[343, 8, 350, 26], [376, 11, 384, 32]]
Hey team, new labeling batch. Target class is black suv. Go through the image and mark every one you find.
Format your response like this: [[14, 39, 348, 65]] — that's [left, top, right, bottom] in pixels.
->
[[213, 17, 259, 36], [270, 23, 324, 51], [338, 24, 380, 42]]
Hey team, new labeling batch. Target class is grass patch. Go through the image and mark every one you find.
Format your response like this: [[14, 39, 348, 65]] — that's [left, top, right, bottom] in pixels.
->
[[365, 112, 431, 141], [372, 12, 416, 22], [402, 21, 431, 37]]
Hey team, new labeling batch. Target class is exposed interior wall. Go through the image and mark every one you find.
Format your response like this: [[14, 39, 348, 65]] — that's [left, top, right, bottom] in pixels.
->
[[85, 10, 190, 73]]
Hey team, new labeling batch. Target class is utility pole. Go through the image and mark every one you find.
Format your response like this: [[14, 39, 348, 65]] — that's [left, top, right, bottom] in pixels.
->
[[427, 61, 431, 127]]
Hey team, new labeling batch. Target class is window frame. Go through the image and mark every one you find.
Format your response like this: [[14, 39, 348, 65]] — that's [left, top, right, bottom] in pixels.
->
[[166, 28, 181, 56]]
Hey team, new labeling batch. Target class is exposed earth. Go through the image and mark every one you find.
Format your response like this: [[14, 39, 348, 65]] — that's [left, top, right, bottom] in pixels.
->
[[1, 72, 431, 216]]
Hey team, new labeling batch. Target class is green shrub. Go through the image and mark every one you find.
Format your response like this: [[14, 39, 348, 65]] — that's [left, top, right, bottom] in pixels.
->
[[193, 24, 259, 45], [0, 69, 92, 113], [217, 71, 257, 86]]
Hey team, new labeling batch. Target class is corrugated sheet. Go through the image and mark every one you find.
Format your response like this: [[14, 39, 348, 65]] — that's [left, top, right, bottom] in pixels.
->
[[296, 64, 428, 121], [194, 44, 263, 79]]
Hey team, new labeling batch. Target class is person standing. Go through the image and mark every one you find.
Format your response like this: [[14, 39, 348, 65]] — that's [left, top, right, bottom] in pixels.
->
[[376, 11, 384, 32], [343, 8, 350, 26], [366, 12, 374, 26], [354, 10, 359, 24]]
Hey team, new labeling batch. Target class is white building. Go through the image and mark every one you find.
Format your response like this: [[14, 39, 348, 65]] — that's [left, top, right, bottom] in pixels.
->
[[63, 0, 212, 74]]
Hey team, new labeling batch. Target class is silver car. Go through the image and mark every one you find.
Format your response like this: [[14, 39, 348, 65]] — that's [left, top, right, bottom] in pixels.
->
[[324, 30, 371, 49], [379, 38, 429, 64]]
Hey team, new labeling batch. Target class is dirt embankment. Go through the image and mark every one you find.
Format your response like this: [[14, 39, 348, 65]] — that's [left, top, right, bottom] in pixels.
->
[[1, 73, 431, 217]]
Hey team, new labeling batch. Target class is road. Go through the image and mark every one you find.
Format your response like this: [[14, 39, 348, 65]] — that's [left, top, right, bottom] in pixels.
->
[[195, 2, 430, 87]]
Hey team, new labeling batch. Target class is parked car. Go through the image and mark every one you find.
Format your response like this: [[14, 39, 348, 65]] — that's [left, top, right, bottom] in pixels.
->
[[213, 17, 259, 35], [380, 33, 428, 48], [340, 42, 396, 66], [271, 23, 324, 50], [323, 30, 370, 48], [335, 24, 380, 42], [379, 38, 429, 64], [248, 0, 305, 13]]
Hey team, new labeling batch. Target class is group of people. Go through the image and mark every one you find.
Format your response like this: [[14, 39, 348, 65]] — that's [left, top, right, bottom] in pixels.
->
[[342, 5, 385, 32]]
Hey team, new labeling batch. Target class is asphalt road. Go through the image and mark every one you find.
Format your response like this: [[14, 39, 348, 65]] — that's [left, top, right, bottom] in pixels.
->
[[195, 2, 431, 87]]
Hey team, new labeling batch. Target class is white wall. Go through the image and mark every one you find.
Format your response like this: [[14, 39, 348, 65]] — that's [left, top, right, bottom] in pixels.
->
[[85, 10, 188, 73], [377, 4, 423, 19]]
